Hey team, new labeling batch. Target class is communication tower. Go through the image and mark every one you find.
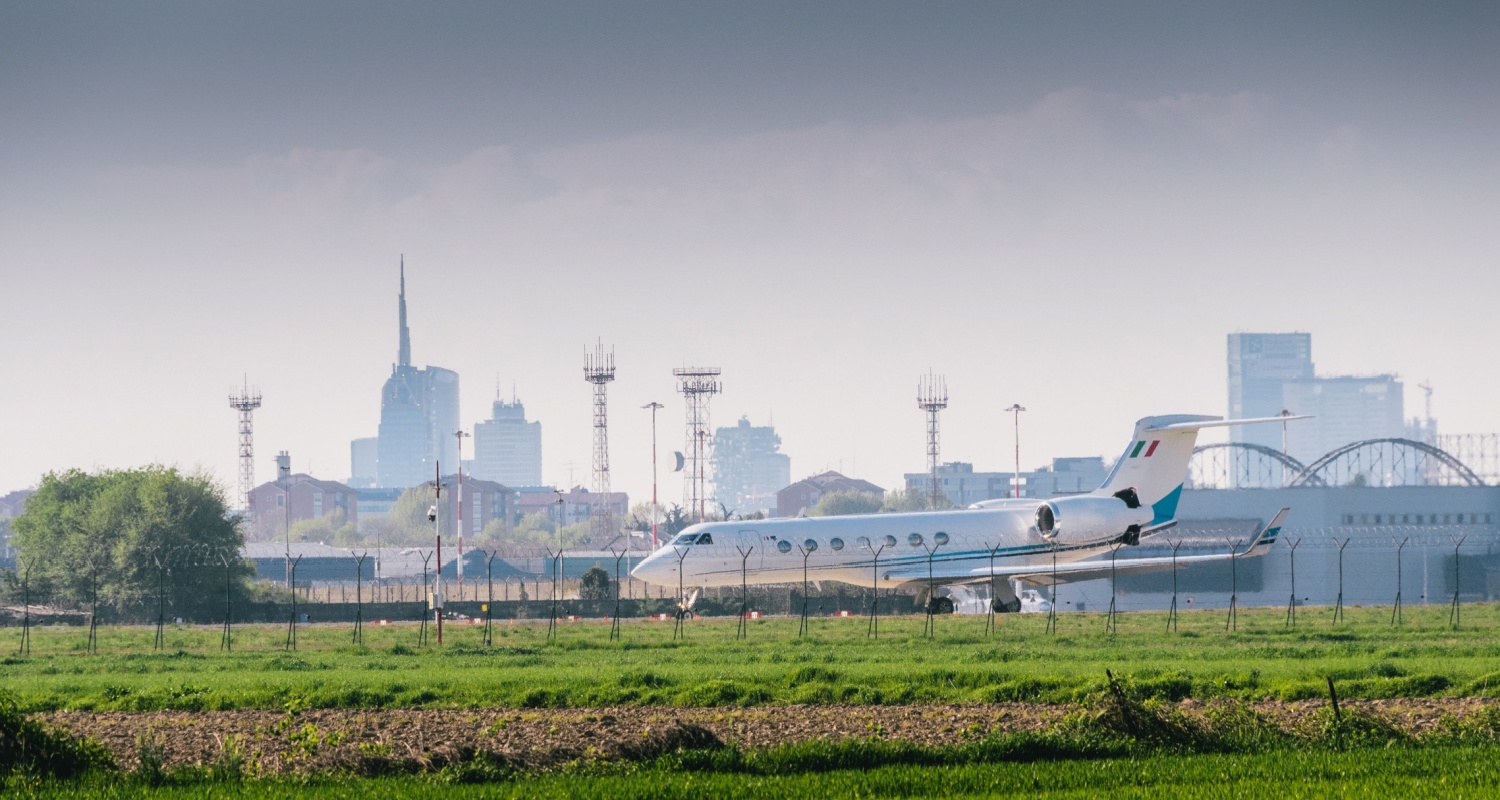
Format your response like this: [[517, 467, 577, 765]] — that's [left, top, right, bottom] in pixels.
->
[[228, 376, 263, 511], [584, 341, 617, 537], [917, 372, 948, 510], [674, 367, 722, 521]]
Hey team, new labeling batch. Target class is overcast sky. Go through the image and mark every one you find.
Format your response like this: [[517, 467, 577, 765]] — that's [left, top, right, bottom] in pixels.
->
[[3, 2, 1498, 505]]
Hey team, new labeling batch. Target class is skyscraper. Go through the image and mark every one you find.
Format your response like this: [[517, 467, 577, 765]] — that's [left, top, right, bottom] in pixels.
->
[[472, 395, 543, 487], [1227, 332, 1314, 451], [375, 261, 460, 488], [711, 416, 791, 515]]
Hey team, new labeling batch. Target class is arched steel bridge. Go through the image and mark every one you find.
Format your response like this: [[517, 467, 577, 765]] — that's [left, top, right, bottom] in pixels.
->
[[1189, 438, 1486, 490]]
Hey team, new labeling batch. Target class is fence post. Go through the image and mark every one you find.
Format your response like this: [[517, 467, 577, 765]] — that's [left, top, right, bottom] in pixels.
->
[[1284, 538, 1301, 629], [219, 552, 234, 652], [284, 555, 303, 651], [737, 546, 754, 641], [1166, 541, 1181, 633], [1224, 538, 1242, 633], [1332, 537, 1349, 625], [1390, 536, 1407, 626], [353, 552, 367, 646], [1449, 535, 1466, 629]]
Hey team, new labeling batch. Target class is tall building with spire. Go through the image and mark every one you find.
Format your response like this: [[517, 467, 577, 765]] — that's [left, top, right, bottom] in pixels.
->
[[373, 259, 460, 488]]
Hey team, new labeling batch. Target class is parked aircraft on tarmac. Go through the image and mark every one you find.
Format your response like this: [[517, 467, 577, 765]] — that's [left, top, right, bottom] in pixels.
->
[[630, 414, 1300, 612]]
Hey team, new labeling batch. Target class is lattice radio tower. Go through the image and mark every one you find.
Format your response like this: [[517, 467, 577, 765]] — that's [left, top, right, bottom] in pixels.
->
[[917, 372, 948, 510], [228, 376, 263, 511], [674, 367, 722, 521], [584, 341, 617, 537]]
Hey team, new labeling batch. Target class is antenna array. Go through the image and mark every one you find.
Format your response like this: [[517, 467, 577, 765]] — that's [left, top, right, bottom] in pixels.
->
[[675, 367, 722, 521], [584, 341, 617, 537], [917, 372, 948, 510], [228, 377, 263, 511]]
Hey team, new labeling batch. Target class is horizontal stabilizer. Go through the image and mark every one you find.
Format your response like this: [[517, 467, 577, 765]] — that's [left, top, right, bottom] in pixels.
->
[[1144, 415, 1312, 432]]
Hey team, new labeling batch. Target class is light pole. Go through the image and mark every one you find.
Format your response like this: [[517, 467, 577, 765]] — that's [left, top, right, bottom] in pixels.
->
[[1007, 404, 1026, 498], [554, 489, 565, 548], [454, 430, 470, 585], [278, 452, 292, 590], [1279, 408, 1293, 487], [431, 461, 444, 645], [643, 402, 663, 548]]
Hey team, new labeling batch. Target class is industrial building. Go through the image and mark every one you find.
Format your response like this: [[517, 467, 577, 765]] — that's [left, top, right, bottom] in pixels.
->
[[903, 458, 1110, 507]]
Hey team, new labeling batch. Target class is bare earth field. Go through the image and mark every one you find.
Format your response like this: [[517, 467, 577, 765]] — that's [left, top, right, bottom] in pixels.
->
[[40, 698, 1497, 775]]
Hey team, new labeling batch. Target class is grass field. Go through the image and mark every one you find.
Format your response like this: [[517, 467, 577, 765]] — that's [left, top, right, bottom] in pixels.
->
[[4, 603, 1500, 712], [10, 739, 1500, 798]]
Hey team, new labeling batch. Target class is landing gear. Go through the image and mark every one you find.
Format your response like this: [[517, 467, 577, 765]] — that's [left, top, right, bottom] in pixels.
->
[[991, 578, 1022, 613], [1122, 525, 1141, 546], [927, 596, 955, 615]]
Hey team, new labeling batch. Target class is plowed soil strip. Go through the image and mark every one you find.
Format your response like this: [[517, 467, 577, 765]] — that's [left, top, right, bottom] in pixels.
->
[[40, 698, 1495, 774]]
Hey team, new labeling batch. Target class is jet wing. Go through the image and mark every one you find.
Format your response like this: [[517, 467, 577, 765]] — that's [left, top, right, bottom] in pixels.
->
[[882, 508, 1289, 587]]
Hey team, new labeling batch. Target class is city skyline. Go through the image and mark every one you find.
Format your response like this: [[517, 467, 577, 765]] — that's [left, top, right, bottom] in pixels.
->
[[3, 4, 1498, 504]]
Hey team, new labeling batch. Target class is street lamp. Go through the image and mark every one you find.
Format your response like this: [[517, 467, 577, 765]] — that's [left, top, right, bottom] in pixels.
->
[[431, 461, 444, 645], [454, 429, 470, 585], [1006, 404, 1026, 498], [642, 402, 663, 548], [554, 489, 565, 548], [278, 452, 292, 590], [1279, 409, 1293, 487]]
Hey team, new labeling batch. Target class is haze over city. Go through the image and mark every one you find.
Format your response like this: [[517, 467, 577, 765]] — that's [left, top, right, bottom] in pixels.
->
[[3, 3, 1498, 506]]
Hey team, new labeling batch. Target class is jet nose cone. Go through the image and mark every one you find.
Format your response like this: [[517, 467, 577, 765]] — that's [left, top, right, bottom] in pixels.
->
[[630, 555, 669, 584]]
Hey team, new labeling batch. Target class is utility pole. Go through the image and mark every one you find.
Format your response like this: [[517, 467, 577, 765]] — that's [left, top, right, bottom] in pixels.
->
[[454, 430, 470, 585], [643, 402, 664, 548], [1007, 404, 1026, 498]]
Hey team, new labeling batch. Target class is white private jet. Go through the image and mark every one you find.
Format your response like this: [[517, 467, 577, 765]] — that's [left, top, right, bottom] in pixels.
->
[[630, 414, 1299, 612]]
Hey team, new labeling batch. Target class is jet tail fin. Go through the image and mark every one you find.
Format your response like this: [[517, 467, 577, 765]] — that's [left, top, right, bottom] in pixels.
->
[[1094, 415, 1310, 527]]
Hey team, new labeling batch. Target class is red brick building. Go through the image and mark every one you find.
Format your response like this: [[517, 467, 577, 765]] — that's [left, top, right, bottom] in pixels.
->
[[775, 471, 885, 518], [248, 474, 360, 532]]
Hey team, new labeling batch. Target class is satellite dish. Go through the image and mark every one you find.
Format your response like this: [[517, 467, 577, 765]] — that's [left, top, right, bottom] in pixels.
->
[[672, 451, 685, 471]]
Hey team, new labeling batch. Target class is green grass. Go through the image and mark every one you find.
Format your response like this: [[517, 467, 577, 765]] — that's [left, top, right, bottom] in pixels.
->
[[4, 603, 1500, 712], [10, 745, 1500, 798]]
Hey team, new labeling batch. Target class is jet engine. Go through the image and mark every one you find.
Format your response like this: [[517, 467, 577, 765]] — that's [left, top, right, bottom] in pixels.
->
[[1034, 492, 1153, 546]]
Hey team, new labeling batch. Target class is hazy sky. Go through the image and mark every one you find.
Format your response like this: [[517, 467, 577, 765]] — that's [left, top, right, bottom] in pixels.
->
[[3, 2, 1498, 505]]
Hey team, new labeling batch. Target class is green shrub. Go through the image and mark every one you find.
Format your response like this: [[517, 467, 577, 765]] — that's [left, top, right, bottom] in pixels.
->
[[0, 692, 113, 780]]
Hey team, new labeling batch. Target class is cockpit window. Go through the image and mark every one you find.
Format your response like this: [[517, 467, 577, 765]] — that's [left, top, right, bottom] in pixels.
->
[[697, 533, 713, 545], [670, 532, 713, 546]]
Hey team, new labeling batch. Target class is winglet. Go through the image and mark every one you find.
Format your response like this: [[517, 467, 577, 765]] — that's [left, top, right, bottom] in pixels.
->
[[1241, 508, 1290, 556]]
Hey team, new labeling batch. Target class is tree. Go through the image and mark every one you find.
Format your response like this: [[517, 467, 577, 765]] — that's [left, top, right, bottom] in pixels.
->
[[290, 509, 357, 546], [384, 486, 438, 545], [809, 490, 883, 517], [578, 566, 612, 600], [558, 522, 593, 549], [9, 467, 252, 619], [880, 487, 951, 512], [662, 504, 691, 537]]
